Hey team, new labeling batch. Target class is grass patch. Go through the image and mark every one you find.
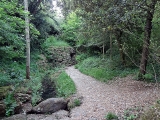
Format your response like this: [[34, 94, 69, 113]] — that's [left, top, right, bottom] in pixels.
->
[[42, 36, 70, 48], [78, 67, 117, 82], [76, 55, 138, 82], [55, 71, 76, 97]]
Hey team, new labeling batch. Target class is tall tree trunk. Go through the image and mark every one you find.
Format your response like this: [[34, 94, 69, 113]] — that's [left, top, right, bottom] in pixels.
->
[[24, 0, 30, 79], [139, 0, 157, 79]]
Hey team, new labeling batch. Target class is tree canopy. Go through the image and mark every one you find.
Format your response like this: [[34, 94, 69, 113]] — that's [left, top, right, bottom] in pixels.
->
[[59, 0, 160, 80]]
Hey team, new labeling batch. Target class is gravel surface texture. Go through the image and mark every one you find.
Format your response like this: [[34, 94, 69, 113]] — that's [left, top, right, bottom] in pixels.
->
[[65, 66, 160, 120]]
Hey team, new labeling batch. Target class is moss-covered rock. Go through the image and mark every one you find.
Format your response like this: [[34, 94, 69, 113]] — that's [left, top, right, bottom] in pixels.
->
[[45, 46, 76, 67]]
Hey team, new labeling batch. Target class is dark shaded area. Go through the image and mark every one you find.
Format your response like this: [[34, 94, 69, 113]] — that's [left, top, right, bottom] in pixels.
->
[[41, 74, 56, 100]]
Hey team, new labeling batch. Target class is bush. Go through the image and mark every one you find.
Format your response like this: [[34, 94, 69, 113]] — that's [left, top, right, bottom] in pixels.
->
[[123, 110, 137, 120], [28, 76, 43, 106], [143, 73, 153, 81], [4, 93, 17, 116], [74, 99, 81, 106], [42, 36, 69, 49], [0, 73, 11, 87], [76, 53, 89, 63], [0, 61, 25, 87], [105, 112, 118, 120]]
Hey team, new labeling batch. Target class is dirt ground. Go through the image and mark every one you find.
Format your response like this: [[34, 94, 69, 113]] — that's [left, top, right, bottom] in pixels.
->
[[66, 66, 160, 120]]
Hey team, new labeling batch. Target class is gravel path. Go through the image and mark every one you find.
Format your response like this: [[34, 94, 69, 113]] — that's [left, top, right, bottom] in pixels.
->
[[65, 66, 160, 120]]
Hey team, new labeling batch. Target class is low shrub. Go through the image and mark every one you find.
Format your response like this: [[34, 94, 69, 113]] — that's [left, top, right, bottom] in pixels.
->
[[4, 93, 17, 116], [68, 98, 81, 110], [0, 61, 25, 87], [123, 110, 137, 120], [74, 99, 81, 106], [76, 53, 90, 63], [105, 112, 118, 120], [42, 36, 69, 49], [0, 73, 11, 87], [27, 76, 43, 106]]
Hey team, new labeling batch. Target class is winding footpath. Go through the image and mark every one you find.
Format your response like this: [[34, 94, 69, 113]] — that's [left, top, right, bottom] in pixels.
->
[[65, 66, 160, 120]]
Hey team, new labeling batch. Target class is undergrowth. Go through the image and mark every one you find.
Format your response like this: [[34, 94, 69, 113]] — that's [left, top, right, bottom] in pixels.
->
[[0, 52, 46, 107], [75, 55, 138, 82], [4, 93, 17, 116], [42, 36, 69, 49], [0, 61, 25, 87]]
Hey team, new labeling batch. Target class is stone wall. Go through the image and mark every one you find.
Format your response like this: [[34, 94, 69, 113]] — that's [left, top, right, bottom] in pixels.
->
[[46, 47, 76, 67]]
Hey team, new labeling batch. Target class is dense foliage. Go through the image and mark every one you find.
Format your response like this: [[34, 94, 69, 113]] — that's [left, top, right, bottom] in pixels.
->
[[0, 1, 66, 116], [1, 0, 160, 117], [59, 0, 160, 81], [60, 12, 81, 46], [0, 0, 25, 60]]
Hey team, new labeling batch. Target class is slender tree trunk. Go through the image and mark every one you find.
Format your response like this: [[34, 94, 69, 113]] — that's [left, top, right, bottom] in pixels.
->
[[139, 0, 157, 79], [117, 37, 125, 65], [103, 43, 105, 59], [110, 32, 112, 60], [24, 0, 30, 79]]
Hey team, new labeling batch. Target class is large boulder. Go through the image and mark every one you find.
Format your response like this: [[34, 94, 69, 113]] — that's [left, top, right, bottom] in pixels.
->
[[32, 98, 68, 114]]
